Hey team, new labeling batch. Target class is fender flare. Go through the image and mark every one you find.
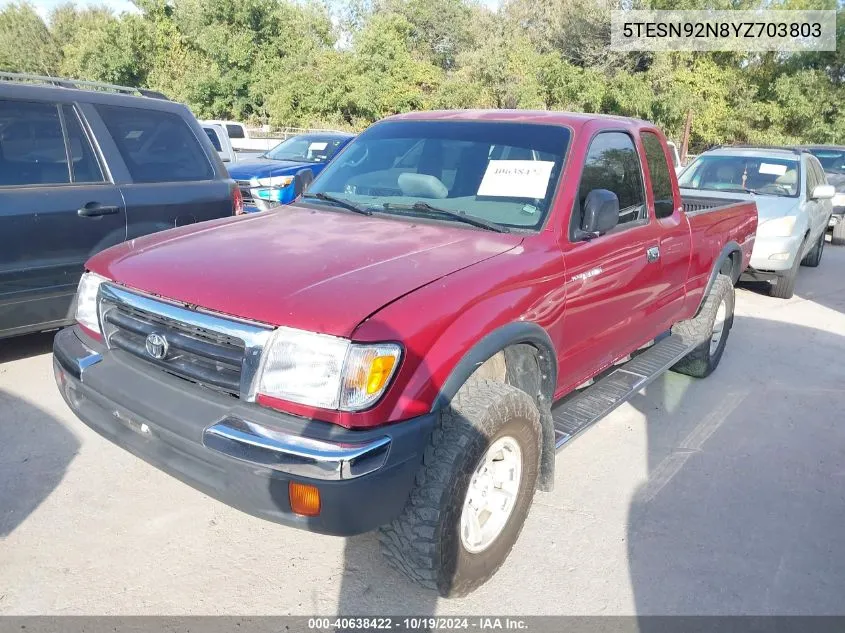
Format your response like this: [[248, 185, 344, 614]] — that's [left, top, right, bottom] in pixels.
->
[[431, 321, 557, 411], [696, 240, 741, 315], [431, 321, 558, 491]]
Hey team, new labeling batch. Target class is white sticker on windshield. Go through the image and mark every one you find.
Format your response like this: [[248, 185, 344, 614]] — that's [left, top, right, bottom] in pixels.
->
[[309, 142, 328, 151], [759, 163, 788, 176], [477, 160, 555, 199]]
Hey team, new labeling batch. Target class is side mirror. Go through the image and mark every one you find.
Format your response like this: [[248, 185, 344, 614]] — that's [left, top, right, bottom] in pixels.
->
[[579, 189, 620, 238], [812, 184, 835, 200]]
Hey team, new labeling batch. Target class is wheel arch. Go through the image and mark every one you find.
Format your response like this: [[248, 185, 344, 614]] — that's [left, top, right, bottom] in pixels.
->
[[431, 321, 558, 491], [697, 241, 741, 314]]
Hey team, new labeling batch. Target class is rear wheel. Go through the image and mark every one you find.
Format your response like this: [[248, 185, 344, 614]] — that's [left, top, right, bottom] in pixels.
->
[[801, 231, 824, 268], [379, 379, 541, 598], [672, 274, 735, 378], [833, 221, 845, 246]]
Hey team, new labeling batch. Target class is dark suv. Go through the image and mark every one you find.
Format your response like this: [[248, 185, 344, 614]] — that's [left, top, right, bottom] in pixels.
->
[[0, 73, 242, 340]]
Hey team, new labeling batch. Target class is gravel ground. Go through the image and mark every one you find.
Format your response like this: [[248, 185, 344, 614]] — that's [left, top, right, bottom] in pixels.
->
[[2, 241, 845, 615]]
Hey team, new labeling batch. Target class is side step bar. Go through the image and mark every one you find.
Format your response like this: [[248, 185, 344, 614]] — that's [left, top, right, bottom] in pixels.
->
[[552, 333, 697, 450]]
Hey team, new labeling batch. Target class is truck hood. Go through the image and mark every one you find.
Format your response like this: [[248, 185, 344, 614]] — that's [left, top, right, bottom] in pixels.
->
[[87, 206, 523, 337], [227, 158, 316, 180]]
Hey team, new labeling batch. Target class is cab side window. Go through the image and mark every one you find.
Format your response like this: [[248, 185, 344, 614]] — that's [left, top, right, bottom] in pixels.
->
[[641, 132, 675, 219], [572, 131, 646, 238]]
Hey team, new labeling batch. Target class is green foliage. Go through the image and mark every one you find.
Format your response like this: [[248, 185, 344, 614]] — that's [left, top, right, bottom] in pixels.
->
[[0, 0, 842, 150]]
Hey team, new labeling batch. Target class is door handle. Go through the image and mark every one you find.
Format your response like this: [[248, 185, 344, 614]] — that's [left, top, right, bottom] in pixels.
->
[[646, 246, 660, 263], [78, 202, 120, 217]]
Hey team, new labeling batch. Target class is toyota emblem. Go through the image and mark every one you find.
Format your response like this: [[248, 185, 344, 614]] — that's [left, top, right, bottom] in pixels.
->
[[145, 332, 169, 360]]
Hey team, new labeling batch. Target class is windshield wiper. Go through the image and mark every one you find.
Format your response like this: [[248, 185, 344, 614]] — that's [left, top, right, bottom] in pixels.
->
[[723, 186, 759, 195], [381, 202, 509, 233], [302, 192, 373, 216]]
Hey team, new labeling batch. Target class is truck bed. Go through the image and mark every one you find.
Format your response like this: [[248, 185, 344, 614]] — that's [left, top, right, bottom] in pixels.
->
[[682, 194, 746, 215]]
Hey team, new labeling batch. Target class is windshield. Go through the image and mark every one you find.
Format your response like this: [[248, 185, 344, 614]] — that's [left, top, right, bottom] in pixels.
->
[[807, 149, 845, 175], [678, 154, 800, 197], [265, 135, 348, 163], [306, 120, 571, 230]]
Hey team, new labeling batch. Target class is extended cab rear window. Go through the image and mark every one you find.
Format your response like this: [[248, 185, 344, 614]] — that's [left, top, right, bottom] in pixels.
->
[[308, 120, 571, 230], [96, 105, 214, 184]]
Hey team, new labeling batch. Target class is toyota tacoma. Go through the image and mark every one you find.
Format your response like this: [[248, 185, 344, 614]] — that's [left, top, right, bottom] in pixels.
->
[[53, 110, 757, 597]]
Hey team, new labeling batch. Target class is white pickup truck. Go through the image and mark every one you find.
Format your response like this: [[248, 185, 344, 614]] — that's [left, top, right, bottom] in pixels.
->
[[200, 120, 283, 152]]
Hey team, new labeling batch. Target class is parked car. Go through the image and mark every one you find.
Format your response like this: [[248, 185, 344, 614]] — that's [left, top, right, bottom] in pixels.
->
[[227, 132, 354, 212], [201, 122, 237, 164], [0, 72, 241, 340], [797, 145, 845, 245], [54, 110, 756, 597], [200, 119, 283, 152], [667, 139, 683, 175], [679, 146, 833, 299]]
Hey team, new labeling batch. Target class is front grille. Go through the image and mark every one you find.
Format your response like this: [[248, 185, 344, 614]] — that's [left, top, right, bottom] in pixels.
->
[[236, 180, 255, 205], [101, 298, 247, 397]]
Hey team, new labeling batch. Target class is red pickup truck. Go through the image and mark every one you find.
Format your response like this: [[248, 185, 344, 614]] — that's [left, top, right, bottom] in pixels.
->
[[53, 110, 757, 597]]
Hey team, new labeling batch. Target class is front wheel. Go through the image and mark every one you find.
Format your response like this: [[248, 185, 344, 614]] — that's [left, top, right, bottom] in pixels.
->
[[770, 239, 804, 300], [379, 379, 541, 598]]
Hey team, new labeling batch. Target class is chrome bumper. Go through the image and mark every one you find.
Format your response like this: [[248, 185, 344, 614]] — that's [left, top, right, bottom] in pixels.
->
[[54, 327, 391, 482], [203, 417, 390, 480]]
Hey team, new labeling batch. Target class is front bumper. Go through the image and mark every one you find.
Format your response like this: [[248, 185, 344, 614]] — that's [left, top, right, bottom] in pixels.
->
[[748, 233, 803, 273], [53, 327, 434, 536]]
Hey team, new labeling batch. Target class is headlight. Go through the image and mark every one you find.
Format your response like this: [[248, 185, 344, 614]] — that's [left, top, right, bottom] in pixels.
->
[[75, 271, 107, 335], [251, 175, 294, 202], [832, 192, 845, 207], [256, 327, 401, 411], [757, 215, 797, 238]]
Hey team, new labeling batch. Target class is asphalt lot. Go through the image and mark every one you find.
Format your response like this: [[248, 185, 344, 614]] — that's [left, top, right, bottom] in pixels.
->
[[2, 242, 845, 615]]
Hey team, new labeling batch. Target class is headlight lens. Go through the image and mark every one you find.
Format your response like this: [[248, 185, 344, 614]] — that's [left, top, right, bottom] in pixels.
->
[[251, 175, 294, 202], [757, 215, 797, 238], [75, 272, 107, 334], [256, 327, 401, 411], [832, 192, 845, 207]]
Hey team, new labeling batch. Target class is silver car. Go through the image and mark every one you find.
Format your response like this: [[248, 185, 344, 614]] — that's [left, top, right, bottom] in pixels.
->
[[679, 147, 834, 299]]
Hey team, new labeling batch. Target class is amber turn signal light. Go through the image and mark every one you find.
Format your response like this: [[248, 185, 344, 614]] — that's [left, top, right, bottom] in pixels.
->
[[289, 481, 321, 516], [366, 355, 397, 395]]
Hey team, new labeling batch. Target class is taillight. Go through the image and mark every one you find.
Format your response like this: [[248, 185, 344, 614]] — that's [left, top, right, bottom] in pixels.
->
[[232, 183, 244, 216]]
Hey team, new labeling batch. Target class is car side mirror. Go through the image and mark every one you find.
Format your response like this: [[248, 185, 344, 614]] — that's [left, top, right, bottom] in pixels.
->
[[577, 189, 620, 239], [812, 184, 835, 200]]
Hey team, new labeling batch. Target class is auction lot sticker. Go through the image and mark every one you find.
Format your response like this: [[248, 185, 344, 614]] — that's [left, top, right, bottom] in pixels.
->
[[478, 160, 555, 199]]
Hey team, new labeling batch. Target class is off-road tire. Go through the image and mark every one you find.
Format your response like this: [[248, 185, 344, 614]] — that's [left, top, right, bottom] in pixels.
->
[[832, 221, 845, 246], [801, 231, 824, 267], [671, 274, 734, 379], [379, 379, 541, 598]]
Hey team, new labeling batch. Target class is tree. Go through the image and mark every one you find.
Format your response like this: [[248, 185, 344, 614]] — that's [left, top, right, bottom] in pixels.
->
[[0, 2, 59, 75]]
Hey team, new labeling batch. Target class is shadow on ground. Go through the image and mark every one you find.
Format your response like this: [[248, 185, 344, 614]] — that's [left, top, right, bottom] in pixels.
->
[[628, 314, 845, 615], [0, 331, 56, 364], [0, 388, 79, 537], [739, 236, 845, 315]]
